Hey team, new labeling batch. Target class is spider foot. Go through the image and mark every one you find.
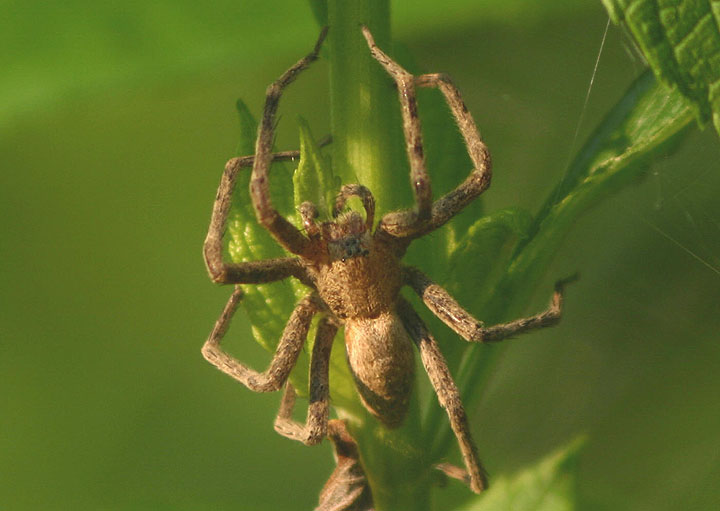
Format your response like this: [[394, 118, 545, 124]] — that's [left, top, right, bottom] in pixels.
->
[[434, 462, 488, 493]]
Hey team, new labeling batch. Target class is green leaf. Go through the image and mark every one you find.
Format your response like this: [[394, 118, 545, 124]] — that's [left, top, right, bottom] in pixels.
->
[[293, 117, 337, 220], [456, 439, 584, 511], [447, 208, 532, 310], [601, 0, 720, 136], [233, 99, 257, 156], [495, 70, 693, 319]]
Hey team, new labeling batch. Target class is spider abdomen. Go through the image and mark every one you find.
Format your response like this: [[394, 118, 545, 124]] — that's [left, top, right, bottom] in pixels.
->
[[344, 312, 415, 428]]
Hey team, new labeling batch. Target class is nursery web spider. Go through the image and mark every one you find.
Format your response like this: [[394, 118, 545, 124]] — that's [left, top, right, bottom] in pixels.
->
[[202, 26, 571, 494]]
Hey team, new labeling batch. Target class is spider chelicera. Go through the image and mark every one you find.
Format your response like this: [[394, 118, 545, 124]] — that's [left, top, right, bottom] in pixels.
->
[[202, 26, 571, 494]]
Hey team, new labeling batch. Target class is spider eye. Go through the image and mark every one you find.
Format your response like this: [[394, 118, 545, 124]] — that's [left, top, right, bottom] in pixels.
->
[[330, 234, 371, 263]]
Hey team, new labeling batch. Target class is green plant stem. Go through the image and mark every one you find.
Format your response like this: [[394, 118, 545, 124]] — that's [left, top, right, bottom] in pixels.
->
[[328, 2, 432, 510], [328, 0, 405, 215]]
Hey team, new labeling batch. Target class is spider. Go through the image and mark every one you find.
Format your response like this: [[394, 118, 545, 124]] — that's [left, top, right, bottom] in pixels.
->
[[202, 26, 571, 494]]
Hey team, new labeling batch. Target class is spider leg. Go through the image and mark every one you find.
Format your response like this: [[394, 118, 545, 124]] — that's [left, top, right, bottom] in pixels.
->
[[274, 316, 338, 445], [362, 27, 492, 241], [435, 462, 473, 487], [411, 73, 491, 237], [204, 139, 330, 285], [397, 298, 488, 494], [202, 287, 322, 392], [316, 420, 375, 511], [361, 26, 432, 236], [405, 267, 576, 343], [250, 27, 328, 256], [275, 379, 375, 508]]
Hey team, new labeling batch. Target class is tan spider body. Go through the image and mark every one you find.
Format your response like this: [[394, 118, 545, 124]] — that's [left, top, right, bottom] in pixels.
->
[[202, 26, 571, 496], [313, 209, 415, 428]]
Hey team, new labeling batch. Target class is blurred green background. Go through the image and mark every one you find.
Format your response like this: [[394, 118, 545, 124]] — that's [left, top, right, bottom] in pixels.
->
[[2, 1, 719, 510]]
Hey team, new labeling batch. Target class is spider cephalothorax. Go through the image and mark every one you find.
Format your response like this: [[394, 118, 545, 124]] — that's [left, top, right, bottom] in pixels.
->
[[202, 26, 571, 495], [309, 185, 403, 321]]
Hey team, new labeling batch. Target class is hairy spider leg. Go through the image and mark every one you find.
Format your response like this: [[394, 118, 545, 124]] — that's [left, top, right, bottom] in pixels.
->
[[276, 374, 374, 510], [250, 27, 329, 256], [405, 267, 575, 342], [361, 26, 492, 242], [202, 288, 323, 392], [397, 298, 489, 494], [361, 26, 432, 236], [411, 73, 492, 238], [315, 419, 375, 511], [399, 268, 576, 492], [274, 316, 338, 446], [204, 146, 326, 285]]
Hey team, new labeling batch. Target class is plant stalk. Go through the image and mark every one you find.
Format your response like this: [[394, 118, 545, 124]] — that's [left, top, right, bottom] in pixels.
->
[[328, 2, 432, 510], [328, 0, 406, 215]]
